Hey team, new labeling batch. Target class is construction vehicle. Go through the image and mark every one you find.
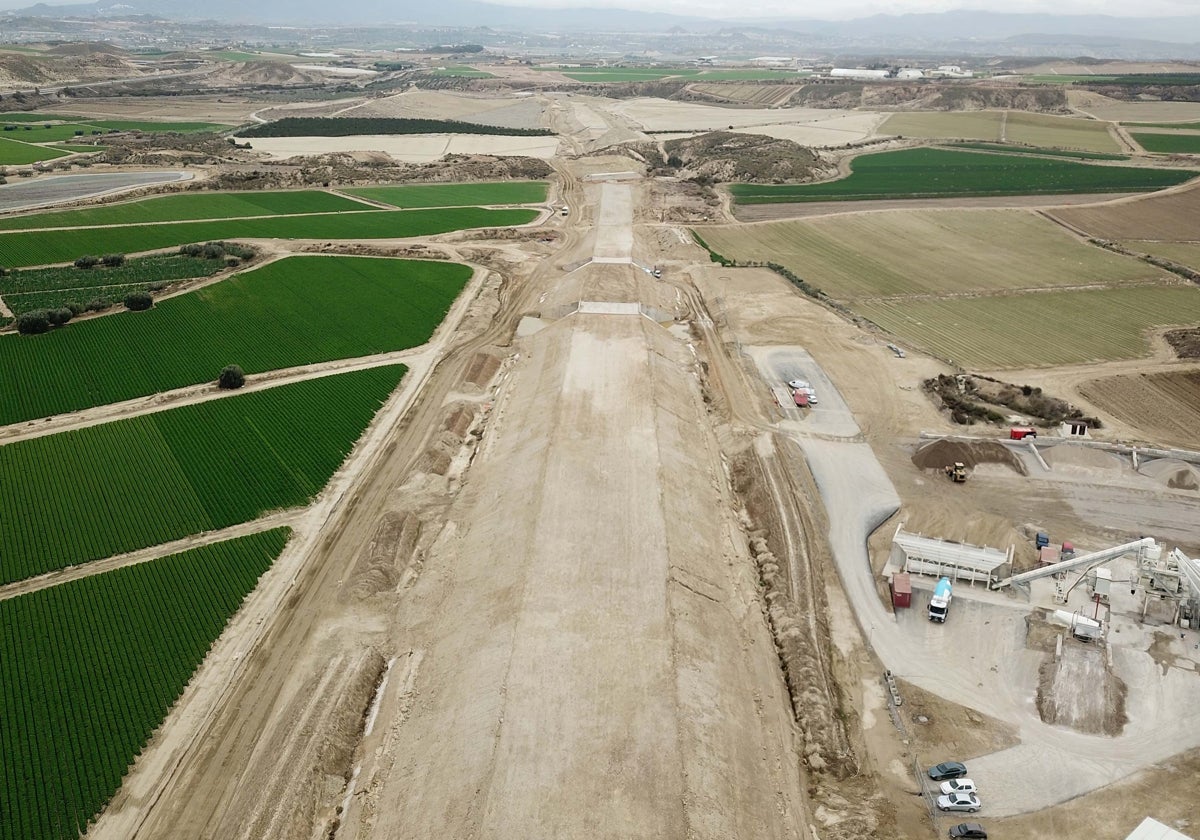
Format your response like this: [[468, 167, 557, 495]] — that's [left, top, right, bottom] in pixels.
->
[[929, 577, 953, 622], [945, 462, 967, 483]]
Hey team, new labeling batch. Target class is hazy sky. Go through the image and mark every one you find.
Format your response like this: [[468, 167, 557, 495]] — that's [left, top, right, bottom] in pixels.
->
[[485, 0, 1200, 17], [2, 0, 1199, 13]]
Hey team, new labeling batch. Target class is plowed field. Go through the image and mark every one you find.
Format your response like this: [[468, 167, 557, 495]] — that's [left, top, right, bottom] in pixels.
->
[[1078, 370, 1200, 448], [1050, 186, 1200, 241]]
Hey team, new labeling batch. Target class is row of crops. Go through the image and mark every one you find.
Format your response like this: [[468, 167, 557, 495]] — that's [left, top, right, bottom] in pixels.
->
[[0, 189, 371, 231], [729, 148, 1195, 203], [345, 180, 548, 208], [0, 255, 468, 425], [0, 365, 405, 583], [0, 206, 537, 268], [0, 529, 290, 840]]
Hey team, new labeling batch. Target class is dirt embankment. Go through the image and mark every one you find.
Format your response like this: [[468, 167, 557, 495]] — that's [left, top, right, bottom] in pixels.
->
[[1036, 638, 1128, 736], [1166, 328, 1200, 359]]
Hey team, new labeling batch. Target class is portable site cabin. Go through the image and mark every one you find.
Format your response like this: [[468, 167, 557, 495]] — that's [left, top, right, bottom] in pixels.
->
[[891, 572, 912, 609]]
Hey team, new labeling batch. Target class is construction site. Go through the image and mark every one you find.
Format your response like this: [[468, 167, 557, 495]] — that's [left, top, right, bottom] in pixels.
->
[[5, 84, 1198, 839]]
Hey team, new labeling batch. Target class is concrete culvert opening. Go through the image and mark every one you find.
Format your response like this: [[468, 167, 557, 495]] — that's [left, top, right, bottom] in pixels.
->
[[1139, 458, 1200, 491], [911, 439, 1027, 475]]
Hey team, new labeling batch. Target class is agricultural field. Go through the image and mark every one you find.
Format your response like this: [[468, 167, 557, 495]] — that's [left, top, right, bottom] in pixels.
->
[[1132, 131, 1200, 154], [1050, 187, 1200, 241], [697, 210, 1168, 300], [0, 256, 469, 425], [1125, 121, 1200, 130], [729, 148, 1194, 203], [1, 116, 229, 135], [548, 66, 803, 83], [345, 181, 547, 207], [0, 136, 71, 165], [1122, 241, 1200, 272], [0, 251, 235, 315], [0, 366, 403, 583], [687, 83, 798, 106], [0, 190, 372, 232], [883, 111, 1121, 152], [238, 117, 552, 138], [429, 66, 495, 78], [0, 529, 289, 840], [1078, 371, 1200, 448], [854, 285, 1200, 369], [947, 141, 1128, 161], [0, 206, 536, 268], [0, 112, 87, 122]]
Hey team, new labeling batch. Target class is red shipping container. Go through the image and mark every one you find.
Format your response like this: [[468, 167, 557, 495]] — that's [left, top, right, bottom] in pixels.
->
[[891, 572, 912, 609]]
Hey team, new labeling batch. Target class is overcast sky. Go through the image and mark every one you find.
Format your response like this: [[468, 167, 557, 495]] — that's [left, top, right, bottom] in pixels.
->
[[483, 0, 1200, 17], [1, 0, 1197, 15]]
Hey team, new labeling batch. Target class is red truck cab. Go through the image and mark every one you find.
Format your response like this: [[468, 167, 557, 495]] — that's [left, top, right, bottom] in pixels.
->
[[1010, 427, 1037, 440]]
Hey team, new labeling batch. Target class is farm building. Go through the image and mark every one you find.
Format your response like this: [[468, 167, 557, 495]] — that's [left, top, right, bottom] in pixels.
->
[[896, 68, 925, 80], [830, 68, 890, 80], [889, 525, 1013, 584]]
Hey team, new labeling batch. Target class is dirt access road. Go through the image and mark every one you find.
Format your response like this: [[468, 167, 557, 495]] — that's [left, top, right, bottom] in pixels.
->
[[92, 165, 812, 839]]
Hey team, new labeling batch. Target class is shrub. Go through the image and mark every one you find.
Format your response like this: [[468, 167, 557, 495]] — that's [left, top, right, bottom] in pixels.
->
[[74, 255, 99, 269], [124, 292, 153, 311], [65, 301, 84, 316], [15, 311, 51, 335], [47, 308, 73, 327], [218, 364, 246, 389], [85, 298, 111, 312], [101, 253, 126, 267]]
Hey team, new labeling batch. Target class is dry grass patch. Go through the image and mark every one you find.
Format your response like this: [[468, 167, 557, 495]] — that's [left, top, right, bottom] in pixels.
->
[[699, 210, 1167, 300], [856, 285, 1200, 368], [1004, 111, 1121, 153], [882, 111, 1003, 141]]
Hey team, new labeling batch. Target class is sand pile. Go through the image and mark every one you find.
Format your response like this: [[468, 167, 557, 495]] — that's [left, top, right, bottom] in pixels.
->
[[1139, 458, 1200, 491], [912, 439, 1025, 474]]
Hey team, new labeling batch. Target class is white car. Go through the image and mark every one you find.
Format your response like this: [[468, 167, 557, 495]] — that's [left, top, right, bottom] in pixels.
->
[[937, 792, 981, 813], [940, 779, 977, 795], [787, 379, 810, 390]]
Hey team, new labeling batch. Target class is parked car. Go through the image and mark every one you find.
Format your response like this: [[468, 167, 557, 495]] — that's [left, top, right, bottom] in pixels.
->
[[787, 379, 810, 390], [949, 823, 987, 839], [940, 778, 977, 795], [928, 761, 968, 781], [937, 792, 981, 813]]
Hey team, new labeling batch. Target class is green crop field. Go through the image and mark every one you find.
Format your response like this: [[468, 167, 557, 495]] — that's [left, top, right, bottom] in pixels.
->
[[430, 66, 495, 78], [1124, 121, 1200, 130], [946, 142, 1128, 161], [729, 148, 1195, 203], [0, 529, 289, 840], [0, 112, 87, 122], [0, 206, 535, 268], [345, 181, 547, 207], [0, 366, 402, 583], [1024, 74, 1119, 84], [0, 136, 70, 165], [1131, 131, 1200, 154], [1, 123, 100, 142], [0, 190, 372, 232], [855, 285, 1200, 368], [0, 252, 232, 315], [0, 256, 468, 425], [697, 211, 1167, 300]]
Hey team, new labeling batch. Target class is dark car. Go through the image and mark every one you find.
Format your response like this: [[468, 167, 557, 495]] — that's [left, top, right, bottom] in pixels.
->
[[949, 823, 987, 839], [928, 761, 968, 781]]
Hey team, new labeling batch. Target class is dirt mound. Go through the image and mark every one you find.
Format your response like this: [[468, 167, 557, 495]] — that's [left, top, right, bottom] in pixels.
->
[[628, 131, 833, 184], [912, 439, 1026, 474], [1166, 328, 1200, 359], [204, 61, 328, 87], [45, 42, 127, 57], [1140, 458, 1200, 491]]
